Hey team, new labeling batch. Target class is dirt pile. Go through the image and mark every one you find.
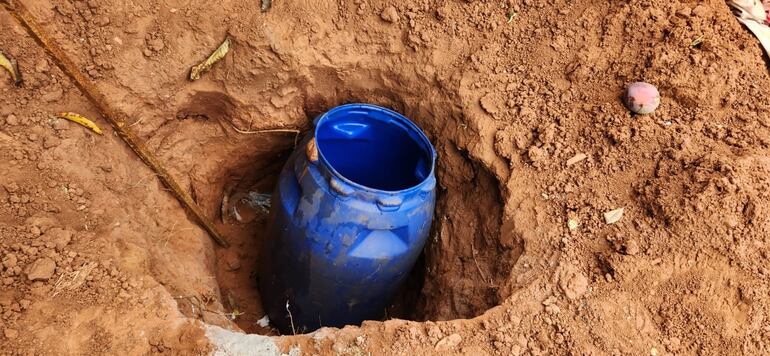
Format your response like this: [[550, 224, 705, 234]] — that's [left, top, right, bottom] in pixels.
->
[[1, 0, 770, 354]]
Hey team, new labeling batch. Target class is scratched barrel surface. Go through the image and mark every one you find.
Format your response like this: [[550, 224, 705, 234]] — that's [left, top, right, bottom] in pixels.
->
[[259, 103, 437, 333]]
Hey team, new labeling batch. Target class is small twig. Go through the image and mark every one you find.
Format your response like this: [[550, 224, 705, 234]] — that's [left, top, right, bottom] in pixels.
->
[[286, 300, 296, 335], [507, 10, 517, 23], [690, 35, 705, 47], [52, 262, 98, 297], [231, 127, 300, 135], [471, 240, 493, 285], [127, 116, 145, 127], [50, 273, 66, 296], [221, 182, 234, 224], [224, 119, 302, 146]]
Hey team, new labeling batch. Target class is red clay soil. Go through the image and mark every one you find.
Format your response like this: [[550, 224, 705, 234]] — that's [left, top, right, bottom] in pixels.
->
[[2, 0, 770, 355]]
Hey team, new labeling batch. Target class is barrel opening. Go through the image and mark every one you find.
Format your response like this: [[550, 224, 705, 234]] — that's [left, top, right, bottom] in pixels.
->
[[315, 105, 435, 192]]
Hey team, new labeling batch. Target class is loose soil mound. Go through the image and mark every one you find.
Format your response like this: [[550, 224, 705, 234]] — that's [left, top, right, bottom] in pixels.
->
[[1, 0, 770, 354]]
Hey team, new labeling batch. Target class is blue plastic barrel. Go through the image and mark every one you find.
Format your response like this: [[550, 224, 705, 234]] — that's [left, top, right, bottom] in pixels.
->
[[259, 103, 436, 333]]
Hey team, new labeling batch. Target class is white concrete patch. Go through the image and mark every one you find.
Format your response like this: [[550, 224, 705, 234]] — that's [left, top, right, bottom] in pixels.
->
[[205, 325, 282, 356]]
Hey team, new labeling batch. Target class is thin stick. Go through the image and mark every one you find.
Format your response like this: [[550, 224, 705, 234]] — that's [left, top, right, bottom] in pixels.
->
[[286, 300, 296, 335], [471, 240, 492, 285], [1, 0, 228, 247], [226, 120, 302, 146], [231, 127, 300, 135]]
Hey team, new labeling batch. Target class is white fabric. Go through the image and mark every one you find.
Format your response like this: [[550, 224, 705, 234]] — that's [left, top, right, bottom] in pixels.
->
[[729, 0, 770, 56]]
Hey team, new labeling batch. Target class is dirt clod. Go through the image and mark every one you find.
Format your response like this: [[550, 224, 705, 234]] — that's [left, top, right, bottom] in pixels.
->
[[40, 228, 73, 249], [434, 333, 462, 351], [624, 240, 640, 256], [559, 265, 589, 300], [3, 329, 18, 340], [5, 115, 18, 126], [25, 258, 56, 281], [381, 6, 400, 23]]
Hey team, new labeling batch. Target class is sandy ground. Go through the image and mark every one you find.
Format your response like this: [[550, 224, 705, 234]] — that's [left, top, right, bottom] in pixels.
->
[[1, 0, 770, 355]]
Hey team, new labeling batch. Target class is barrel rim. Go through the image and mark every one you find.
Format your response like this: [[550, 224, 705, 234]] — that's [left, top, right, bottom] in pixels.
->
[[314, 103, 437, 194]]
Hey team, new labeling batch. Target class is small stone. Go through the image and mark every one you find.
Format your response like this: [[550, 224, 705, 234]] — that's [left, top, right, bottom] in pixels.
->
[[604, 207, 625, 224], [26, 257, 56, 281], [380, 5, 400, 23], [567, 219, 579, 231]]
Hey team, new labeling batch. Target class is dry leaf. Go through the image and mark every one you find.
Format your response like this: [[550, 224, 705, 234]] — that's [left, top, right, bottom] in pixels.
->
[[0, 50, 22, 86], [189, 37, 231, 81], [603, 207, 625, 224], [58, 112, 103, 135]]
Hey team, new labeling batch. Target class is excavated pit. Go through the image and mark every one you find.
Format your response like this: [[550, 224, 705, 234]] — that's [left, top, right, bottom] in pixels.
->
[[157, 68, 525, 335]]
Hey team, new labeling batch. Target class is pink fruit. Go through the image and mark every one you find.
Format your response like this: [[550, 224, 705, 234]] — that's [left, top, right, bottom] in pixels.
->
[[624, 82, 660, 115]]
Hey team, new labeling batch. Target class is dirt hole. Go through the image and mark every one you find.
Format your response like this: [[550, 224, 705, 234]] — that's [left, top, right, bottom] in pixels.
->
[[170, 87, 524, 335]]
